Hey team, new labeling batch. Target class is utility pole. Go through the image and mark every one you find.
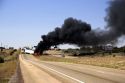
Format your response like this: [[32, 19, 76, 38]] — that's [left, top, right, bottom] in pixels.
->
[[1, 43, 2, 52]]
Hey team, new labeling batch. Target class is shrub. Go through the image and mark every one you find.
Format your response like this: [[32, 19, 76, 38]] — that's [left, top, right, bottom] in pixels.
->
[[0, 56, 4, 63]]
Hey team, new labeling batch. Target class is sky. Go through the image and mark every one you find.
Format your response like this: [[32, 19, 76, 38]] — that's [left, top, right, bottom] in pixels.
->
[[0, 0, 109, 48]]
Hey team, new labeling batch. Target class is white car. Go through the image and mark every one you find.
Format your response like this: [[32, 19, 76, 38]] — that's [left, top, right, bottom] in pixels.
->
[[23, 48, 34, 54]]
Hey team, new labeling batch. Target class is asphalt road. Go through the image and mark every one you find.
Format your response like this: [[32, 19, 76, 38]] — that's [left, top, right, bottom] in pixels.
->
[[20, 54, 125, 83]]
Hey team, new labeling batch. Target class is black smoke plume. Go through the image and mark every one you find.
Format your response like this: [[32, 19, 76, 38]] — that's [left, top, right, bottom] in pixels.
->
[[106, 0, 125, 39], [35, 0, 125, 54]]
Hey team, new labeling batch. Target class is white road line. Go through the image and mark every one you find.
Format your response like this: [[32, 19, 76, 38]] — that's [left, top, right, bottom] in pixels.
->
[[97, 71, 105, 73], [25, 59, 85, 83]]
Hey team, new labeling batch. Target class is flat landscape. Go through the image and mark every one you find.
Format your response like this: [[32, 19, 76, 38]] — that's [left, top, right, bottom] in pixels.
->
[[20, 54, 125, 83], [1, 0, 125, 83], [40, 50, 125, 70]]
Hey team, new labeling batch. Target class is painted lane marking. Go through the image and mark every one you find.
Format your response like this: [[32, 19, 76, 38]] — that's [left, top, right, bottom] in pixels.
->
[[25, 59, 85, 83]]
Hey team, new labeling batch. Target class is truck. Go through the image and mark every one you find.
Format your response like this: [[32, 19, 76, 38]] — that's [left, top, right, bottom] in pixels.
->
[[22, 47, 34, 54]]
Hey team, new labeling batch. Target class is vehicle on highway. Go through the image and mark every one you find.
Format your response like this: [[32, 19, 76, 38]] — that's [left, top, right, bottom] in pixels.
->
[[22, 47, 34, 54]]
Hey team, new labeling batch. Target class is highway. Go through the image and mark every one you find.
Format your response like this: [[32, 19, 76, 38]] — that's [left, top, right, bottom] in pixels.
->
[[20, 54, 125, 83]]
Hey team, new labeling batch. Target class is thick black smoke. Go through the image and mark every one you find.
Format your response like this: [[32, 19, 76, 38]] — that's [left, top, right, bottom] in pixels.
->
[[35, 0, 125, 54], [35, 18, 92, 54], [84, 0, 125, 45], [106, 0, 125, 38]]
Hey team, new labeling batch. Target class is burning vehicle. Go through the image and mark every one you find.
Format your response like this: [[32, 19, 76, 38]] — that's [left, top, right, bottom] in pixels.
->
[[22, 47, 34, 54]]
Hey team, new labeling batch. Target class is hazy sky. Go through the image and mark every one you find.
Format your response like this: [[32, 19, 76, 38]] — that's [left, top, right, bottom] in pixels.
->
[[0, 0, 109, 48]]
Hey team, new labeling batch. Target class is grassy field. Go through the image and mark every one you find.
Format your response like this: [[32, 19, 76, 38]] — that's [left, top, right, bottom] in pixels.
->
[[0, 49, 20, 83], [39, 53, 125, 70], [0, 60, 17, 83]]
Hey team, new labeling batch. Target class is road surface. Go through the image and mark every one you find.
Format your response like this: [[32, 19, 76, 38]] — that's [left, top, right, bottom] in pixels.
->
[[19, 54, 125, 83]]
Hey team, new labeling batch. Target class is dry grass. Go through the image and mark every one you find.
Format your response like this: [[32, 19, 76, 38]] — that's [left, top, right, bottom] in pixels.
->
[[0, 50, 19, 83], [45, 50, 63, 55], [0, 60, 17, 83], [39, 53, 125, 70], [40, 56, 78, 63], [77, 55, 125, 70], [2, 49, 14, 55]]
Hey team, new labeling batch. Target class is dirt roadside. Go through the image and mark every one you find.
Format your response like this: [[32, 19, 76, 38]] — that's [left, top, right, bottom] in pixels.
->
[[9, 61, 24, 83]]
